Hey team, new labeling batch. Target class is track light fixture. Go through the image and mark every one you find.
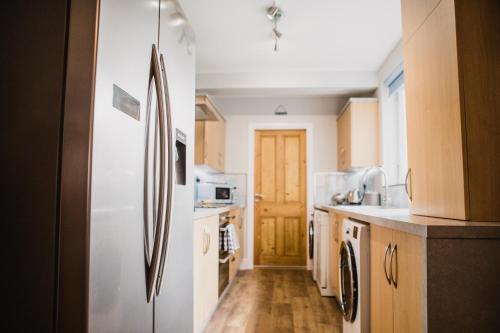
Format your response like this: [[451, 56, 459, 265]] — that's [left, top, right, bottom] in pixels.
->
[[266, 2, 284, 51]]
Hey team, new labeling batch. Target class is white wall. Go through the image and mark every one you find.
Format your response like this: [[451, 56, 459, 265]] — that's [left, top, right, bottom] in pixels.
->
[[376, 40, 404, 184], [224, 114, 338, 174]]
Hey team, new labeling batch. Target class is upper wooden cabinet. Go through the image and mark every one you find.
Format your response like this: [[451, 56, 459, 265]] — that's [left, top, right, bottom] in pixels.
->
[[337, 98, 380, 171], [195, 95, 219, 121], [195, 95, 225, 172], [402, 0, 500, 221], [401, 0, 441, 43]]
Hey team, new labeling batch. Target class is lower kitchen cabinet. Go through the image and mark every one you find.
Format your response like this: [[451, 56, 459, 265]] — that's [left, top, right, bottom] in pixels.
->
[[193, 215, 219, 333], [229, 207, 244, 282], [328, 212, 344, 297], [370, 225, 425, 333]]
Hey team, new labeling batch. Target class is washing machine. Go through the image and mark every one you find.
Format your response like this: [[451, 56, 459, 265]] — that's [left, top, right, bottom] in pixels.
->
[[339, 219, 370, 333]]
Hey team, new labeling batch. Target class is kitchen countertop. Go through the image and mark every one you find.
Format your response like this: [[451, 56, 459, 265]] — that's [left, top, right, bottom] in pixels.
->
[[194, 204, 246, 220], [315, 204, 500, 239]]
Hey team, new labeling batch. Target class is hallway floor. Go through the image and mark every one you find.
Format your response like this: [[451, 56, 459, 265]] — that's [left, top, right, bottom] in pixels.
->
[[204, 268, 342, 333]]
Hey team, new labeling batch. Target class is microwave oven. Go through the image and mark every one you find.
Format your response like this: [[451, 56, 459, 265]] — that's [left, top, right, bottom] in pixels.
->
[[197, 183, 234, 203]]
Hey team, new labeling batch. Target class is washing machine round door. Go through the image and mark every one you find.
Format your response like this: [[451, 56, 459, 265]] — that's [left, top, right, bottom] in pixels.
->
[[339, 240, 358, 322]]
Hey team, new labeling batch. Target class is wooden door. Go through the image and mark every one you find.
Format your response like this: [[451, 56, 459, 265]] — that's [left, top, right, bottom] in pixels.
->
[[392, 230, 425, 333], [370, 225, 394, 333], [254, 130, 307, 266], [403, 0, 467, 220]]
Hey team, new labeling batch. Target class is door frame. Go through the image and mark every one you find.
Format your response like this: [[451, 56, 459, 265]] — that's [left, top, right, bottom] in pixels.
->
[[242, 123, 314, 270]]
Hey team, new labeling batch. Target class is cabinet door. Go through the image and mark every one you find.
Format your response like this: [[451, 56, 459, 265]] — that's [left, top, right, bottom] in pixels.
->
[[195, 121, 205, 165], [193, 216, 219, 333], [204, 216, 219, 319], [228, 208, 242, 282], [193, 219, 206, 333], [401, 0, 441, 42], [204, 119, 225, 172], [392, 231, 425, 333], [350, 102, 380, 168], [403, 0, 467, 220], [370, 225, 394, 333], [328, 213, 339, 296], [337, 107, 351, 171]]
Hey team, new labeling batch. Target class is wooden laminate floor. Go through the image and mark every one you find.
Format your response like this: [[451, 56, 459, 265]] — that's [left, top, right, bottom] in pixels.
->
[[204, 268, 343, 333]]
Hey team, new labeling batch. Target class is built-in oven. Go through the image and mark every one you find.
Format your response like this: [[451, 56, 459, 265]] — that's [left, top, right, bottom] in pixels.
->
[[218, 212, 232, 295]]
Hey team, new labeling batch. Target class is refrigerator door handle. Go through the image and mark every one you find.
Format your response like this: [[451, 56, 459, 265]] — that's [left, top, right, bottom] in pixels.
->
[[156, 53, 175, 296], [144, 44, 167, 303]]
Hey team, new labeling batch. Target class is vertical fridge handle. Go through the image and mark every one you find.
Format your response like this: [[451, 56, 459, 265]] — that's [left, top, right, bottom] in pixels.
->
[[144, 44, 167, 303], [156, 53, 175, 296]]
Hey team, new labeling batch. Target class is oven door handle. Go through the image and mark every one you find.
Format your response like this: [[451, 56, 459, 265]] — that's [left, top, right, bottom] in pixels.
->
[[219, 253, 232, 264]]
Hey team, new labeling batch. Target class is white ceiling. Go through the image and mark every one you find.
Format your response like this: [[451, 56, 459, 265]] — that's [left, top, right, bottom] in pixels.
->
[[180, 0, 402, 74]]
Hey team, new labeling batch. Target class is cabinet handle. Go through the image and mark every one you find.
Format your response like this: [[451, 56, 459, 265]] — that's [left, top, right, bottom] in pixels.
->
[[383, 243, 392, 285], [203, 226, 210, 255], [405, 168, 412, 202], [389, 244, 398, 288]]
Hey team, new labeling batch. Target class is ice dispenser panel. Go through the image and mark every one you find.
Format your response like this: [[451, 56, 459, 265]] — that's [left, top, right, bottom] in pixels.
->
[[175, 129, 186, 185]]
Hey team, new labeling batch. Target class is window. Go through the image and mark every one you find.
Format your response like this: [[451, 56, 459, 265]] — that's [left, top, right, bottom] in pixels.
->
[[381, 65, 408, 185]]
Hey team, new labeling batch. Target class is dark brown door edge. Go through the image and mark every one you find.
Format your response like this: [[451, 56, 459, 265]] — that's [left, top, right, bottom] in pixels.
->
[[58, 0, 100, 331]]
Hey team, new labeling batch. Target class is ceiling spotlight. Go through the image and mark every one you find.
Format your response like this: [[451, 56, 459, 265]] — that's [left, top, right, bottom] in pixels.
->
[[273, 27, 282, 39], [266, 6, 284, 22], [169, 12, 186, 27], [266, 3, 284, 51]]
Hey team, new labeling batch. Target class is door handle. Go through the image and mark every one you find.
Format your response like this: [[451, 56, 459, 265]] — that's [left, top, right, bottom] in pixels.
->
[[144, 44, 167, 303], [405, 168, 412, 202], [254, 193, 264, 202], [389, 244, 398, 288], [156, 53, 175, 296], [383, 243, 392, 285]]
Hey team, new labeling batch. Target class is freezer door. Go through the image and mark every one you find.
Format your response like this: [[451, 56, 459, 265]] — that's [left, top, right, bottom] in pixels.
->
[[154, 1, 196, 332], [89, 0, 161, 332]]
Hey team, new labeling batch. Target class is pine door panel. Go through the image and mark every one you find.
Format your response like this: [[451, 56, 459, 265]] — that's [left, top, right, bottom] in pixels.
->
[[255, 130, 306, 266]]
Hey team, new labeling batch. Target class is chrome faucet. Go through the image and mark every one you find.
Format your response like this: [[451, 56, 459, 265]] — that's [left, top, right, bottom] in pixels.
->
[[361, 166, 391, 207]]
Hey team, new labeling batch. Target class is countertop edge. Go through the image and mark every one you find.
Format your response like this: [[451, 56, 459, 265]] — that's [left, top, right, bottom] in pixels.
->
[[194, 204, 246, 220], [315, 204, 500, 239]]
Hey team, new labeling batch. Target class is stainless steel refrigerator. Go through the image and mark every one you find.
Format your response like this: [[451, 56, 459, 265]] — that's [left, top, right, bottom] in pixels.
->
[[2, 0, 195, 332]]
